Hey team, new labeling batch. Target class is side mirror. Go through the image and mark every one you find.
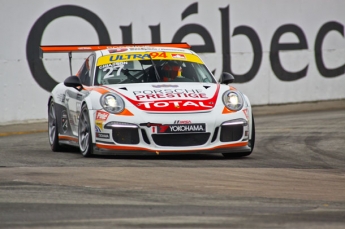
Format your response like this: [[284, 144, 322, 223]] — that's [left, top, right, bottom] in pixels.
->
[[64, 75, 83, 91], [219, 72, 235, 84]]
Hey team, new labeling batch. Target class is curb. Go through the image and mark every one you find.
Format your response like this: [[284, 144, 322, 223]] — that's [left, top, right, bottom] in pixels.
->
[[0, 122, 48, 137], [0, 130, 48, 137]]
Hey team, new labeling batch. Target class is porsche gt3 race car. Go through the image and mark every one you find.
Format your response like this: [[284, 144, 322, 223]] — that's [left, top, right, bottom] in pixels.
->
[[43, 43, 255, 158]]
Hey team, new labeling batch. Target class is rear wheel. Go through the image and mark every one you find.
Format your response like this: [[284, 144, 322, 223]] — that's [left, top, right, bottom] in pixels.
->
[[78, 104, 93, 157], [222, 114, 255, 158], [48, 99, 64, 152]]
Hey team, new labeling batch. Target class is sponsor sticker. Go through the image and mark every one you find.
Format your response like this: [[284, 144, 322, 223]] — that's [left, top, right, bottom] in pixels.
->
[[96, 110, 109, 121], [157, 123, 206, 134], [172, 53, 186, 59], [95, 120, 103, 131], [57, 94, 65, 103], [61, 110, 68, 133], [126, 84, 220, 112], [108, 48, 128, 53], [99, 62, 128, 70], [97, 52, 203, 66], [96, 133, 110, 139], [174, 120, 191, 124], [95, 125, 102, 133], [137, 100, 212, 109], [132, 88, 208, 100], [151, 84, 179, 88]]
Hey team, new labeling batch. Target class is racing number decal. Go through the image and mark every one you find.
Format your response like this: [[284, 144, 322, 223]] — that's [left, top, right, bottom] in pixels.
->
[[149, 52, 167, 58], [103, 64, 125, 78]]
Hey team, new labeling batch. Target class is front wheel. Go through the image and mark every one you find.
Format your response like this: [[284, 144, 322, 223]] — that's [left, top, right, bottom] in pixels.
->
[[78, 104, 93, 157], [222, 114, 255, 158]]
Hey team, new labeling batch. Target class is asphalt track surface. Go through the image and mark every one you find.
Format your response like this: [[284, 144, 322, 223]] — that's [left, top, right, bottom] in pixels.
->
[[0, 102, 344, 229]]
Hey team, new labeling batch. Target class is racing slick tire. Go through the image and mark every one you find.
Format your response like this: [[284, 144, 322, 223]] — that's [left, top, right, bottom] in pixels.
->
[[78, 104, 94, 157], [48, 99, 64, 152], [222, 114, 255, 158]]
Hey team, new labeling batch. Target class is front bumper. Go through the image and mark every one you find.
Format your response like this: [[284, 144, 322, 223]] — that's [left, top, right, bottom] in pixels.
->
[[92, 111, 251, 155]]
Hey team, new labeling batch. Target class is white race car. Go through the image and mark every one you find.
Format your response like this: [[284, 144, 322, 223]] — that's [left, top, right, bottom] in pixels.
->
[[43, 43, 255, 157]]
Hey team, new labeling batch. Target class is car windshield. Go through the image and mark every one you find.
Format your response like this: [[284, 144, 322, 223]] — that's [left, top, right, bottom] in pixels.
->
[[94, 52, 216, 85]]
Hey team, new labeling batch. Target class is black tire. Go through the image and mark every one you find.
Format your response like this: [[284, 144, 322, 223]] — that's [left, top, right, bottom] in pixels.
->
[[222, 114, 255, 158], [248, 114, 255, 152], [78, 104, 93, 157], [48, 99, 64, 152]]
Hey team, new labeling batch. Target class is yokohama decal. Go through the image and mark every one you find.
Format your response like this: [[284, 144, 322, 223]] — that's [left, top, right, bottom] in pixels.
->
[[158, 124, 206, 133]]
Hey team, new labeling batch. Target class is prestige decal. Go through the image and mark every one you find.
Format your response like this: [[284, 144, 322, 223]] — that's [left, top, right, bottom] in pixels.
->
[[133, 89, 207, 100], [26, 2, 344, 92]]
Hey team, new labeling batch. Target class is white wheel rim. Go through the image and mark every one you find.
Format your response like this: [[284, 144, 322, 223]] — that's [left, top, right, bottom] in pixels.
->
[[48, 103, 56, 145], [78, 109, 90, 152]]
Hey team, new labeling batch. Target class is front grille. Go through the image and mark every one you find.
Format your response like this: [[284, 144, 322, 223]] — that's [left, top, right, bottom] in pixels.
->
[[220, 125, 243, 142], [112, 127, 139, 144], [152, 133, 210, 147], [141, 129, 151, 144], [211, 127, 219, 143]]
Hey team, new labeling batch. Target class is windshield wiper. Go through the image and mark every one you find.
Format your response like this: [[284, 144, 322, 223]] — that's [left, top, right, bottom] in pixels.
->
[[147, 52, 161, 82]]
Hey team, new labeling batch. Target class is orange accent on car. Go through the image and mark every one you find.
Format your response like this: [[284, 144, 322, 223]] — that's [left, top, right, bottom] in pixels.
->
[[243, 108, 249, 119], [117, 108, 134, 116], [82, 86, 110, 95], [96, 144, 152, 151], [222, 106, 235, 114], [96, 141, 247, 152], [212, 142, 248, 149], [59, 135, 78, 142]]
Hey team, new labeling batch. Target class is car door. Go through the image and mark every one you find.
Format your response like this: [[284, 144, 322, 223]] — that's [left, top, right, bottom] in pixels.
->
[[65, 54, 95, 136]]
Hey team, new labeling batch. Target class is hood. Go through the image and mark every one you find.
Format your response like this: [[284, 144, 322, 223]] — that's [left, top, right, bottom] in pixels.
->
[[101, 83, 221, 112]]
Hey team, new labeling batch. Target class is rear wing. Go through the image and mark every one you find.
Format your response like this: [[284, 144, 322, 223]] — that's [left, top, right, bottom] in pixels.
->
[[39, 43, 191, 55], [39, 43, 191, 75]]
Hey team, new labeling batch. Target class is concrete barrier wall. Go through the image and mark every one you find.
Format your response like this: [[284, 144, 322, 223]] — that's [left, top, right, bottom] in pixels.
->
[[1, 0, 344, 124]]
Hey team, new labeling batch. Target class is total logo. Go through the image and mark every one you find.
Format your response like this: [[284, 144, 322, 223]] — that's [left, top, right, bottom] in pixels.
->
[[137, 100, 213, 111], [96, 110, 109, 121]]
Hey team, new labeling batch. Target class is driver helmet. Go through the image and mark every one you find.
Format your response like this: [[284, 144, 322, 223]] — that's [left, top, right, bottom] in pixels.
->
[[161, 63, 182, 82]]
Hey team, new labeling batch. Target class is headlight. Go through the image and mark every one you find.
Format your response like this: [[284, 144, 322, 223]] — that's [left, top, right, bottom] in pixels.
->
[[100, 93, 125, 113], [222, 91, 244, 111]]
